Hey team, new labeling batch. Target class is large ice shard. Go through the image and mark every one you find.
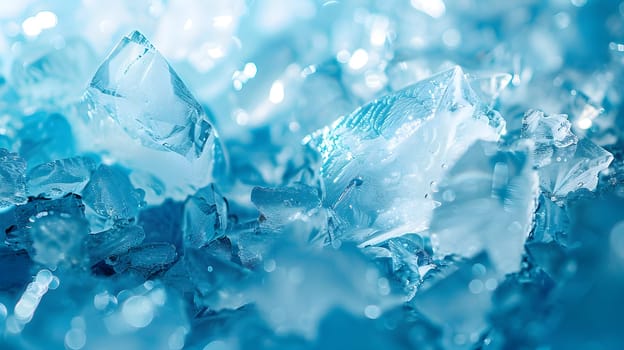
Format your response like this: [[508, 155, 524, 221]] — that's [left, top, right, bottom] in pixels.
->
[[309, 67, 505, 244], [80, 31, 227, 202], [0, 148, 27, 208], [521, 110, 613, 199], [429, 141, 538, 274]]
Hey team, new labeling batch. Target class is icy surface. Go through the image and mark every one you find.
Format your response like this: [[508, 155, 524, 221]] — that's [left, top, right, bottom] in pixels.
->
[[0, 1, 624, 349]]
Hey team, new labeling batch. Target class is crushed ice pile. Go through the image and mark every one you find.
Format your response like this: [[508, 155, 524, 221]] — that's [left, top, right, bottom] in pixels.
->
[[1, 0, 624, 349]]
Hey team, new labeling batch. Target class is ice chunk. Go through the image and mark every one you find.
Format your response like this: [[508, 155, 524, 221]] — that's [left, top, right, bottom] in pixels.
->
[[82, 164, 145, 227], [429, 141, 538, 274], [309, 67, 505, 244], [182, 184, 227, 249], [411, 252, 496, 349], [4, 194, 88, 269], [521, 110, 613, 198], [29, 213, 89, 269], [27, 157, 96, 199], [80, 31, 227, 202], [87, 224, 146, 265], [521, 110, 577, 168], [0, 148, 27, 207]]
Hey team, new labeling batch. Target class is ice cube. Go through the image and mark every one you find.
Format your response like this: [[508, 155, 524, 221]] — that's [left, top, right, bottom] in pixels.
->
[[309, 66, 505, 244], [80, 31, 227, 202]]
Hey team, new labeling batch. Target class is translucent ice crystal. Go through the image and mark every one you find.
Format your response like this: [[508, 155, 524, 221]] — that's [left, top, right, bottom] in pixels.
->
[[310, 66, 505, 245], [0, 148, 27, 207], [82, 164, 145, 228], [182, 184, 227, 249], [430, 141, 538, 274], [27, 156, 96, 199], [521, 110, 613, 199], [80, 31, 227, 202]]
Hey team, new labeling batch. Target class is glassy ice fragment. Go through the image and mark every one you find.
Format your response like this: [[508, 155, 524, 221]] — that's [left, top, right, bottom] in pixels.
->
[[81, 31, 226, 202], [87, 224, 146, 265], [370, 234, 434, 298], [82, 164, 145, 223], [521, 110, 613, 198], [430, 141, 538, 274], [540, 139, 613, 199], [309, 67, 505, 244], [27, 157, 96, 199], [182, 184, 227, 249], [529, 194, 571, 245], [0, 148, 27, 207], [521, 110, 577, 168]]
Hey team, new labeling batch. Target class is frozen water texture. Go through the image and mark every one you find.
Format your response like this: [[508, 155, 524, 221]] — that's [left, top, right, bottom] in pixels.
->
[[182, 184, 227, 249], [0, 148, 27, 207], [81, 31, 226, 202], [27, 156, 96, 198], [311, 66, 504, 245], [430, 141, 538, 274], [521, 110, 613, 198], [82, 164, 145, 229]]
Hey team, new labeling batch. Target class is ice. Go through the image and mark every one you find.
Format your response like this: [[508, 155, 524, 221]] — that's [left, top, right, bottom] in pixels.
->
[[430, 141, 538, 274], [251, 184, 323, 236], [182, 184, 227, 249], [27, 156, 96, 199], [411, 253, 497, 349], [109, 242, 177, 277], [17, 112, 76, 168], [521, 110, 613, 199], [82, 164, 145, 228], [310, 66, 505, 244], [0, 148, 27, 208], [80, 31, 227, 202], [87, 224, 146, 266], [1, 1, 624, 348], [4, 194, 88, 269], [11, 39, 96, 108]]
